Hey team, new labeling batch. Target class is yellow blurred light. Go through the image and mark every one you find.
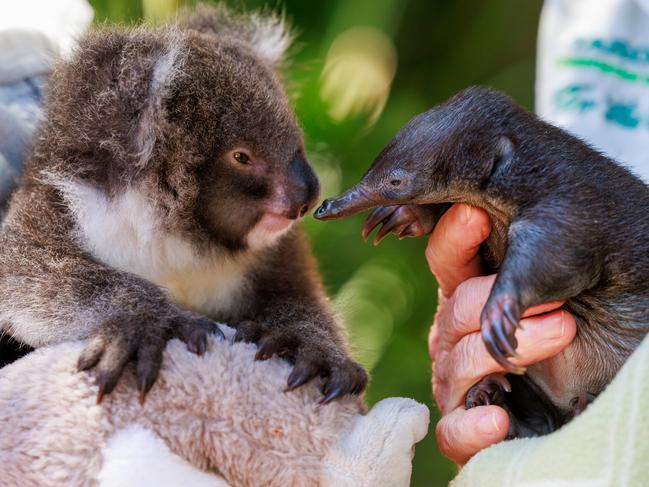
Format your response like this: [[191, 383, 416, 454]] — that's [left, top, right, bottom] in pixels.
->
[[142, 0, 177, 23], [334, 260, 412, 370], [321, 27, 397, 125]]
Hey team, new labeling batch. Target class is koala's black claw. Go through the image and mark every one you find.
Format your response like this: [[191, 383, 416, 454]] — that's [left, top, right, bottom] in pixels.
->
[[187, 332, 207, 355], [233, 320, 266, 344], [176, 315, 223, 355], [95, 372, 120, 405], [254, 351, 269, 361], [88, 336, 133, 403], [320, 360, 369, 404], [136, 343, 164, 405], [254, 335, 278, 360], [320, 383, 345, 404], [286, 360, 320, 391]]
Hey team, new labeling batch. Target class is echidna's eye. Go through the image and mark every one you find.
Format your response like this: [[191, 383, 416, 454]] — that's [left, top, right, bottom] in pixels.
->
[[233, 151, 250, 164]]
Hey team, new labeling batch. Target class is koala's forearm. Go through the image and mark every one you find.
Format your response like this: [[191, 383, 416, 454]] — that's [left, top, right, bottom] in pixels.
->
[[258, 297, 348, 351], [0, 242, 176, 347]]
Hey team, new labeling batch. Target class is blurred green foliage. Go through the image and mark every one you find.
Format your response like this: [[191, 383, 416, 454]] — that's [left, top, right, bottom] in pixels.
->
[[90, 0, 543, 484]]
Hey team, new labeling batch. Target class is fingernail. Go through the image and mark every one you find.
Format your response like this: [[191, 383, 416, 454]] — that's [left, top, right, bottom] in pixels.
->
[[478, 412, 500, 435]]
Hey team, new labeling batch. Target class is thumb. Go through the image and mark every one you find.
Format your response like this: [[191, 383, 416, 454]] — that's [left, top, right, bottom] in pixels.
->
[[435, 405, 509, 465], [425, 204, 491, 298]]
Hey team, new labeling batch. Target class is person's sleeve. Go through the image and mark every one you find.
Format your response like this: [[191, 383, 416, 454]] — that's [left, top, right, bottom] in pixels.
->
[[535, 0, 649, 183]]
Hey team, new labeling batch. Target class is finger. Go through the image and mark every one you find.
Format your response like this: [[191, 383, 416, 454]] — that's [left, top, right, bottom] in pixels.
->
[[435, 405, 509, 465], [435, 275, 496, 350], [440, 310, 576, 411], [435, 274, 565, 351], [425, 204, 491, 298]]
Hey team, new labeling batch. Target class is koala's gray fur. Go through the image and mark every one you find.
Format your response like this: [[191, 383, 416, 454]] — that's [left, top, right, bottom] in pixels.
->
[[0, 4, 367, 404]]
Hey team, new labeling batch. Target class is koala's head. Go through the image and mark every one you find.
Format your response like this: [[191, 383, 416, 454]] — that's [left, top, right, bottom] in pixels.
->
[[43, 4, 319, 252]]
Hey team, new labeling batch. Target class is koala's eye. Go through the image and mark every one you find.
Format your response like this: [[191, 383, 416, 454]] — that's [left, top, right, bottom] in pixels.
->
[[232, 151, 250, 165]]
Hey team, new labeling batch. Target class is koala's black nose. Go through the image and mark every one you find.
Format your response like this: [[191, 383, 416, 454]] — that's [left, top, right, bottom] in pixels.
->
[[288, 155, 320, 218]]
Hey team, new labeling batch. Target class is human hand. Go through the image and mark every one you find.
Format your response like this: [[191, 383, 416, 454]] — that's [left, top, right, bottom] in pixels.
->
[[426, 204, 576, 465]]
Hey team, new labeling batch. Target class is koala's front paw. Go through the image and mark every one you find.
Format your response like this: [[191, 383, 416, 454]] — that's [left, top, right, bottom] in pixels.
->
[[173, 312, 225, 355], [234, 320, 368, 403], [78, 313, 223, 404], [292, 352, 368, 404]]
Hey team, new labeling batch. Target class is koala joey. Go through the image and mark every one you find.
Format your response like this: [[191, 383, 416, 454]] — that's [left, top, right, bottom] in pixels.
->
[[0, 4, 367, 404]]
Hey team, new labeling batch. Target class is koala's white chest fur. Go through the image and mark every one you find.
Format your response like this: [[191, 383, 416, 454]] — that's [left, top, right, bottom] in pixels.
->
[[52, 179, 251, 317]]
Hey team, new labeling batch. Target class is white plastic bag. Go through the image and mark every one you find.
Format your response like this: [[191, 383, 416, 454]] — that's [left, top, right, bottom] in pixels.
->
[[536, 0, 649, 181]]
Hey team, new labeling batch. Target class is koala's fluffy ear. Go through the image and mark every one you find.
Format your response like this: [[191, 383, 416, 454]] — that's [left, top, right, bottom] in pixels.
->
[[178, 3, 292, 67], [63, 29, 184, 169], [124, 36, 184, 168]]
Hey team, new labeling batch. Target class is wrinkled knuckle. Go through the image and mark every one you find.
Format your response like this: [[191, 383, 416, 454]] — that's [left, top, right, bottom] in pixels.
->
[[456, 336, 485, 383], [450, 291, 467, 329], [453, 277, 473, 304], [451, 276, 482, 323]]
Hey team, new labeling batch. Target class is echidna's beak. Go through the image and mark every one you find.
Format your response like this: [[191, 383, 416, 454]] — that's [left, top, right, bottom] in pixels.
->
[[313, 183, 378, 220]]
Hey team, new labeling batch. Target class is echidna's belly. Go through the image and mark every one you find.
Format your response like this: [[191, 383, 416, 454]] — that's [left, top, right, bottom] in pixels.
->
[[526, 291, 649, 411]]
